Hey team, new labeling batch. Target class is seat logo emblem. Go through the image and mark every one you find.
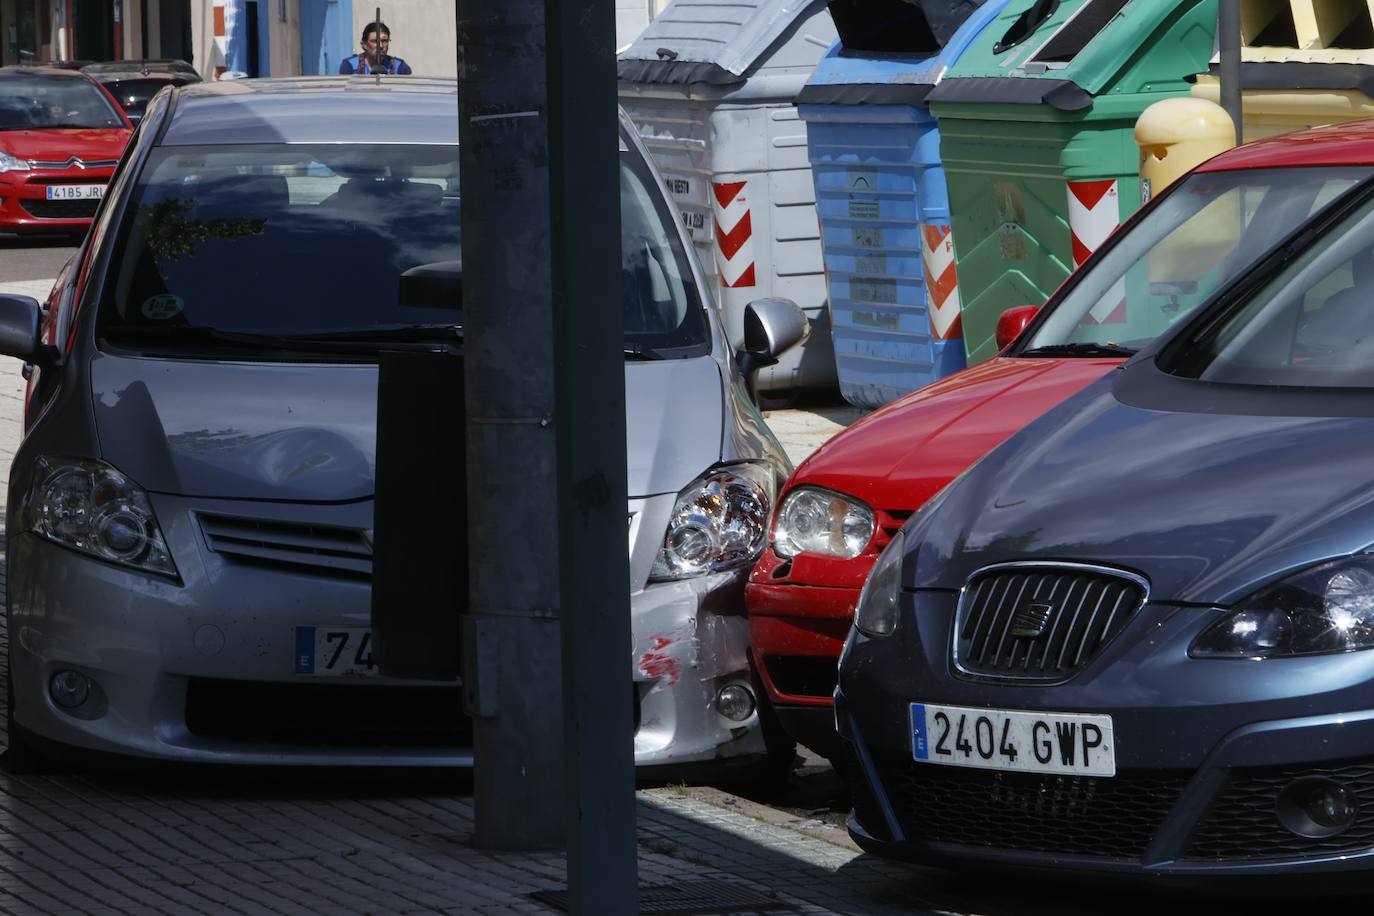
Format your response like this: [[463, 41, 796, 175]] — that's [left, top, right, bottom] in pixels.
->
[[1010, 601, 1055, 639]]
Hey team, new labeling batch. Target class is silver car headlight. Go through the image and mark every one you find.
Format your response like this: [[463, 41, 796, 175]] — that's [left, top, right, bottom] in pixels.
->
[[772, 486, 875, 559], [0, 151, 30, 173], [24, 457, 177, 577], [854, 529, 905, 638], [1192, 558, 1374, 658], [649, 462, 775, 581]]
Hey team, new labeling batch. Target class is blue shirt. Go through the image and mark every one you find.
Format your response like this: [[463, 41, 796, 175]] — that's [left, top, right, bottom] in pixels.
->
[[339, 54, 412, 75]]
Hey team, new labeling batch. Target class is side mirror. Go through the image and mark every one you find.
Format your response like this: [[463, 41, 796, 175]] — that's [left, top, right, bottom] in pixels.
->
[[0, 294, 43, 362], [398, 259, 463, 310], [736, 297, 809, 405], [995, 304, 1040, 351]]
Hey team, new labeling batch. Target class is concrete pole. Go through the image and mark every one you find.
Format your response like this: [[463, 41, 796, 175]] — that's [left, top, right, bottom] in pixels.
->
[[1218, 0, 1242, 144], [457, 0, 638, 910]]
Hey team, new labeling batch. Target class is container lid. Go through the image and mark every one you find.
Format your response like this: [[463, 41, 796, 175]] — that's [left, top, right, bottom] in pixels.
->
[[619, 0, 831, 85], [799, 0, 1011, 105], [929, 0, 1219, 106]]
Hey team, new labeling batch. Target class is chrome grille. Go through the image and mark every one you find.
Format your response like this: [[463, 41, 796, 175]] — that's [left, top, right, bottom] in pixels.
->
[[27, 157, 118, 169], [954, 563, 1146, 682], [198, 513, 372, 578]]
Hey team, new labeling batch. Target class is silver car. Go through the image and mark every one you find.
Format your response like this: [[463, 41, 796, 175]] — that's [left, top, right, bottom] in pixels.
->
[[0, 76, 803, 773]]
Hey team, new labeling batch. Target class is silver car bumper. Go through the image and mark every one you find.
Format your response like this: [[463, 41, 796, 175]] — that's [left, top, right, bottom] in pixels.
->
[[9, 494, 764, 769]]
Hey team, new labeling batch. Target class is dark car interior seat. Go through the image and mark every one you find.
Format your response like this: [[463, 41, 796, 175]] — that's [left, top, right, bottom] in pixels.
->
[[0, 103, 33, 129]]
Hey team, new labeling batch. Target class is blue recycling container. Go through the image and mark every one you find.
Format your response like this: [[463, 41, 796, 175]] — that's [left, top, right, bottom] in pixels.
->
[[799, 0, 1011, 409]]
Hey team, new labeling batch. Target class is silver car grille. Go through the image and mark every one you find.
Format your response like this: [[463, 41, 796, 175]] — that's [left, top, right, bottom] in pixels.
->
[[953, 562, 1147, 682], [198, 513, 372, 578], [26, 157, 118, 169]]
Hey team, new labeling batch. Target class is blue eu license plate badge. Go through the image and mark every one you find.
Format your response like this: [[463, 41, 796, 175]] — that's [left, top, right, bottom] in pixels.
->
[[911, 703, 929, 760], [294, 626, 316, 674]]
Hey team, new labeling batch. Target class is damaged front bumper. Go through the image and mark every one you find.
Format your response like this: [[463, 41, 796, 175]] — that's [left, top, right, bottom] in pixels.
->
[[630, 569, 767, 769]]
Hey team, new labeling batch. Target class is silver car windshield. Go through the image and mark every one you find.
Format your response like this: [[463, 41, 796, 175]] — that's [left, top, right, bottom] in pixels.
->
[[1024, 167, 1370, 354], [100, 142, 710, 357]]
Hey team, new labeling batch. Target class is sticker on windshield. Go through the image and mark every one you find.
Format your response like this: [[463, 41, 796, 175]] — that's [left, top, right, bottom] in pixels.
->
[[140, 294, 184, 320]]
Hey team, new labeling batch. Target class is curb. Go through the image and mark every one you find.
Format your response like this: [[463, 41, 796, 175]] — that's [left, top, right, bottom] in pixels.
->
[[650, 785, 861, 853]]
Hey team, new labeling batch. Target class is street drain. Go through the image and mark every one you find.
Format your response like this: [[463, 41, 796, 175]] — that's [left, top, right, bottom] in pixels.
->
[[529, 880, 801, 914]]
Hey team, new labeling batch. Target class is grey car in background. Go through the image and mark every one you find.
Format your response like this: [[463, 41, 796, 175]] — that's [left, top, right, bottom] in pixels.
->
[[0, 76, 804, 773]]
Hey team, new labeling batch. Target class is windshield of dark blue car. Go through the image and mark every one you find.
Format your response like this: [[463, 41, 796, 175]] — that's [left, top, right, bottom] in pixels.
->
[[99, 143, 710, 358], [1161, 184, 1374, 388], [1020, 166, 1371, 356]]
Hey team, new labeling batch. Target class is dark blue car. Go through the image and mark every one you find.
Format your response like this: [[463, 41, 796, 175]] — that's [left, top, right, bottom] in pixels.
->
[[836, 147, 1374, 874]]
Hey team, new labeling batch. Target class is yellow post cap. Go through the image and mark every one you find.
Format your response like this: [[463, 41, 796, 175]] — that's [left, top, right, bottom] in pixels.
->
[[1134, 97, 1235, 147]]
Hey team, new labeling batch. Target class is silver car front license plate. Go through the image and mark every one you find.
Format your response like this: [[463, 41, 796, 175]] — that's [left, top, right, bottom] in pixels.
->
[[911, 702, 1115, 777], [293, 626, 378, 676]]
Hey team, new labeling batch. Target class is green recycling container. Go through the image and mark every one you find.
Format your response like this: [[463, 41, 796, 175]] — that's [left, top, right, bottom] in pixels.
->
[[927, 0, 1218, 363]]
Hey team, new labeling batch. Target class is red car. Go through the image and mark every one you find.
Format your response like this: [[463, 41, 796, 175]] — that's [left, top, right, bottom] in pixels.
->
[[0, 67, 133, 235], [747, 123, 1374, 759]]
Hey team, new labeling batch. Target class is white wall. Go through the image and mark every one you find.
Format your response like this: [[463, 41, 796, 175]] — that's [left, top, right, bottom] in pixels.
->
[[351, 0, 456, 76]]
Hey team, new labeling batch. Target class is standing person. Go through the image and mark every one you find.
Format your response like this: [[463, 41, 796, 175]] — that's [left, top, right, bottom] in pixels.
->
[[339, 21, 412, 75]]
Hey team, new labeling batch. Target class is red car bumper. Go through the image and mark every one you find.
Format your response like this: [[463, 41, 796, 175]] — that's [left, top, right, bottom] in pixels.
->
[[0, 168, 113, 233], [746, 547, 871, 755]]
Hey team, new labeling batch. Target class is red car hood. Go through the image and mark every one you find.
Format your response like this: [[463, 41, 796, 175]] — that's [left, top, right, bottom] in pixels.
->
[[0, 128, 130, 161], [793, 357, 1122, 513]]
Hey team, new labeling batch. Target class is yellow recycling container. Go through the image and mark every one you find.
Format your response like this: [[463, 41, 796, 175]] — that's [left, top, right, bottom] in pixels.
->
[[1191, 0, 1374, 141]]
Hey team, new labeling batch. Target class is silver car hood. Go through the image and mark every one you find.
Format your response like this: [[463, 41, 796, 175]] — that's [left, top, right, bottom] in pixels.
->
[[90, 353, 378, 502], [624, 356, 723, 498], [89, 352, 724, 502]]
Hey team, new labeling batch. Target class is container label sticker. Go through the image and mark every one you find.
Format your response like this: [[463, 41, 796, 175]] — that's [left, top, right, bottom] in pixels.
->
[[851, 277, 899, 305], [848, 168, 880, 220], [140, 294, 184, 320], [848, 199, 879, 220], [855, 254, 886, 276], [680, 207, 708, 240], [853, 309, 899, 329], [996, 182, 1026, 261], [852, 227, 883, 249]]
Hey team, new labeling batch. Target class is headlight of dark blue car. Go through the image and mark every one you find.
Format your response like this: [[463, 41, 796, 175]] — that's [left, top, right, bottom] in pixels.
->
[[854, 529, 905, 638], [1192, 558, 1374, 658]]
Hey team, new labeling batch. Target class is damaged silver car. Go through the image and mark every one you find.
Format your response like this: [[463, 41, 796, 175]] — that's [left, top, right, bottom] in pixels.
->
[[0, 76, 803, 773]]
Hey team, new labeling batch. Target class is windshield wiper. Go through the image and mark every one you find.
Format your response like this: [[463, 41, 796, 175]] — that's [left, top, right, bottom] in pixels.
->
[[625, 343, 664, 360], [1020, 342, 1137, 358], [105, 323, 462, 353], [285, 324, 463, 343]]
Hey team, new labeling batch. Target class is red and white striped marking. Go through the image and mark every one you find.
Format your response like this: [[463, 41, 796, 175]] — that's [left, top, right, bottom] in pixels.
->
[[922, 224, 962, 341], [1067, 179, 1125, 324], [211, 0, 228, 78], [713, 180, 755, 289]]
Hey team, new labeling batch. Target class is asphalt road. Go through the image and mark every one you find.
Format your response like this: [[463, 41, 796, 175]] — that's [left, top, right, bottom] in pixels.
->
[[0, 235, 78, 283]]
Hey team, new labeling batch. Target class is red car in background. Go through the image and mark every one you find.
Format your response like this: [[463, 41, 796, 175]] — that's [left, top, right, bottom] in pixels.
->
[[747, 124, 1374, 760], [0, 67, 133, 236]]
